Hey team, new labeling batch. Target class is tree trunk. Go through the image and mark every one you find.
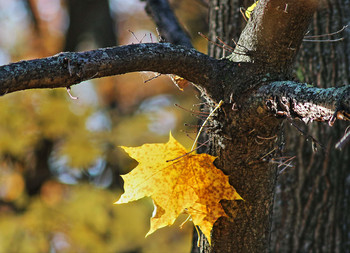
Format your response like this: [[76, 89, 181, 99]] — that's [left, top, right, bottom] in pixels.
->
[[270, 1, 350, 252], [207, 0, 246, 59], [64, 0, 116, 51], [196, 1, 282, 252]]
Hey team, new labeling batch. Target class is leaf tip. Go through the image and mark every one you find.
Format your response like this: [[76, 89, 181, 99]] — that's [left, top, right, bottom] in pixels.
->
[[145, 229, 155, 238], [168, 131, 174, 140], [119, 145, 127, 151], [113, 198, 122, 205]]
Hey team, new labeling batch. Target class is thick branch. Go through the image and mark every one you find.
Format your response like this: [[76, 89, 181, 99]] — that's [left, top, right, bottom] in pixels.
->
[[257, 81, 350, 123], [230, 0, 318, 75], [0, 43, 232, 96], [144, 0, 193, 48]]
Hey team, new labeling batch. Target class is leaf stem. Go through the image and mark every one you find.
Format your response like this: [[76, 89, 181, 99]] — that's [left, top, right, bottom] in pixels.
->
[[191, 100, 224, 151]]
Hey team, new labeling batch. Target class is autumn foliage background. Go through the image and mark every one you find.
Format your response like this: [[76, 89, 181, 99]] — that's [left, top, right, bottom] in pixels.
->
[[0, 0, 210, 252]]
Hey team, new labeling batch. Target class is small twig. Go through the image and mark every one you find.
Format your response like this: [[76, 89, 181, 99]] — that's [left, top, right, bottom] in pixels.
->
[[175, 103, 210, 115], [150, 33, 155, 43], [335, 127, 350, 150], [194, 225, 201, 247], [329, 110, 338, 126], [256, 135, 277, 140], [156, 27, 164, 43], [179, 215, 192, 229], [166, 140, 210, 162], [240, 8, 248, 22], [184, 123, 208, 128], [278, 161, 294, 174], [303, 38, 344, 43], [260, 147, 277, 161], [304, 25, 348, 38], [185, 134, 209, 147], [191, 100, 223, 151], [180, 129, 198, 134], [128, 30, 146, 43], [66, 87, 78, 100], [268, 156, 296, 174], [198, 32, 232, 52], [144, 73, 162, 83], [249, 129, 256, 134], [215, 36, 235, 52], [255, 138, 264, 145], [192, 102, 209, 107], [231, 39, 251, 56], [288, 118, 325, 150], [278, 156, 296, 168], [256, 135, 277, 146]]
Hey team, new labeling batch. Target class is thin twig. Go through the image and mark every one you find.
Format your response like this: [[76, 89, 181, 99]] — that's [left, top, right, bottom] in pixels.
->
[[175, 103, 210, 115], [215, 36, 235, 52], [278, 156, 296, 168], [256, 135, 277, 140], [66, 87, 78, 100], [198, 32, 230, 52], [144, 73, 162, 83], [260, 148, 277, 160], [304, 25, 348, 38], [184, 123, 208, 128], [278, 161, 294, 174], [128, 30, 147, 43], [335, 127, 350, 150], [303, 38, 344, 43], [288, 118, 325, 150], [180, 129, 198, 134], [166, 140, 210, 162], [185, 134, 209, 147], [191, 100, 223, 151]]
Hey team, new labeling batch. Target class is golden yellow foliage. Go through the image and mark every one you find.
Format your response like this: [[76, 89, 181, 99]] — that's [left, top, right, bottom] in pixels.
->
[[115, 133, 242, 243], [0, 89, 104, 168], [0, 171, 25, 201]]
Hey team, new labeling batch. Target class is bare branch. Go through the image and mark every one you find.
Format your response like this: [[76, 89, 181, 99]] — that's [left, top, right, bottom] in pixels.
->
[[143, 0, 193, 48], [0, 43, 231, 96], [257, 81, 350, 123]]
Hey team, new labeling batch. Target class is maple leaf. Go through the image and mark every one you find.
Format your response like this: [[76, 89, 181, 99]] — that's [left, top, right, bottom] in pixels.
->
[[115, 133, 242, 243]]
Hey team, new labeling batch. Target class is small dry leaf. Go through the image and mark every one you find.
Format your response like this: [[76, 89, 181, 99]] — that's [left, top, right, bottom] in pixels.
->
[[115, 133, 242, 243], [169, 75, 192, 91]]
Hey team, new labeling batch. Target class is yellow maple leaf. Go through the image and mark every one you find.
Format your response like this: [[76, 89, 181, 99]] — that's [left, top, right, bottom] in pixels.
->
[[188, 201, 227, 242], [115, 133, 242, 243]]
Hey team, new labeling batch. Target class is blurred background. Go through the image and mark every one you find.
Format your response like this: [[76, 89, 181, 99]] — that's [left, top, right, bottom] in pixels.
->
[[0, 0, 209, 252]]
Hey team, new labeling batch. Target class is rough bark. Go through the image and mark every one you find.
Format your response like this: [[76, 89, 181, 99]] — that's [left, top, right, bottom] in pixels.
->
[[198, 0, 315, 252], [257, 81, 350, 123], [207, 0, 246, 59], [193, 1, 247, 250], [270, 1, 350, 252], [0, 43, 230, 97]]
